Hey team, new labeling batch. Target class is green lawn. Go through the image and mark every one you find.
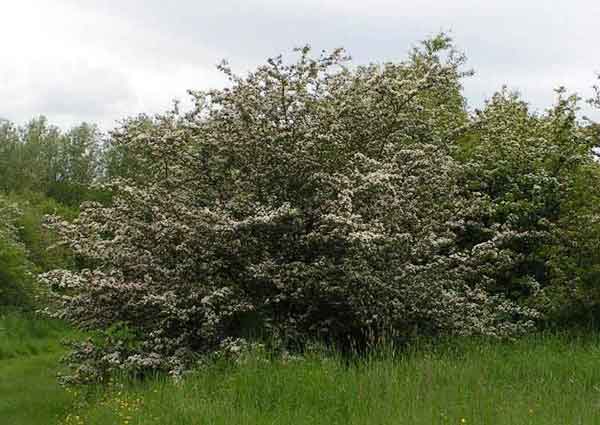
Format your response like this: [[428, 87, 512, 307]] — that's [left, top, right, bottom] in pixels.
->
[[0, 311, 77, 425], [3, 312, 600, 425], [0, 353, 76, 425], [74, 336, 600, 425]]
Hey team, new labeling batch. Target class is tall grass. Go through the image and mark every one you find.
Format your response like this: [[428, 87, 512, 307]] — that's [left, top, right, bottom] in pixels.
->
[[0, 311, 78, 425], [0, 309, 74, 360], [70, 334, 600, 425], [3, 313, 600, 425]]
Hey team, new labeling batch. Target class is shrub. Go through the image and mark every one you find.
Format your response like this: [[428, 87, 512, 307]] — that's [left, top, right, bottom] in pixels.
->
[[42, 35, 541, 381], [0, 197, 37, 308], [455, 87, 600, 326]]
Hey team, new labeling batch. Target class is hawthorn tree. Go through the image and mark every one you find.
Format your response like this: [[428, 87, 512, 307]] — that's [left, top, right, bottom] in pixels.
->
[[43, 35, 543, 381], [454, 85, 600, 325]]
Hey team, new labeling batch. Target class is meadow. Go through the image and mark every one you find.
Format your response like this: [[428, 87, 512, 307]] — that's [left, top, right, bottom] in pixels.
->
[[3, 311, 600, 425]]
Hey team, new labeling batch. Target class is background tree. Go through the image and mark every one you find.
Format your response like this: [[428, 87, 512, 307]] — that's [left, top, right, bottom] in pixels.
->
[[0, 118, 101, 311], [454, 87, 600, 326], [0, 196, 36, 308]]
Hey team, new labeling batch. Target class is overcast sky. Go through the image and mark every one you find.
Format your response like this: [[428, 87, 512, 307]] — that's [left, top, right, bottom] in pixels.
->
[[1, 0, 598, 130]]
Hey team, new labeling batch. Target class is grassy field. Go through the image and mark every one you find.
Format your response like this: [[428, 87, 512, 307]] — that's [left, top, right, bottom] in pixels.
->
[[3, 312, 600, 425], [0, 311, 78, 425]]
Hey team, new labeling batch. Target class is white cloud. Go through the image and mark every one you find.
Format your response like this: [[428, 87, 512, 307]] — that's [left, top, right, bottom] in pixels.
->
[[0, 0, 225, 128], [0, 0, 598, 129]]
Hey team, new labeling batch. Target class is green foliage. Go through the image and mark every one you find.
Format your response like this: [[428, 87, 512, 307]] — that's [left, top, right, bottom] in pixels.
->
[[101, 117, 155, 183], [0, 237, 35, 307], [0, 117, 106, 207], [539, 162, 600, 325], [0, 116, 106, 308], [454, 87, 600, 325], [0, 197, 36, 308], [0, 191, 78, 309], [8, 192, 77, 271]]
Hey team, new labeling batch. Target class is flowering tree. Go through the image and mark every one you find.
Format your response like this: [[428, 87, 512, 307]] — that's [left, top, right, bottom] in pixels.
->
[[43, 35, 540, 381], [455, 85, 600, 323]]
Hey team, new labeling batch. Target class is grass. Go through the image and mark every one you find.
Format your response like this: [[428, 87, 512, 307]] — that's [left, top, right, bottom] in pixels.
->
[[3, 312, 600, 424], [0, 309, 74, 360], [69, 335, 600, 425], [0, 310, 78, 425], [0, 352, 77, 425]]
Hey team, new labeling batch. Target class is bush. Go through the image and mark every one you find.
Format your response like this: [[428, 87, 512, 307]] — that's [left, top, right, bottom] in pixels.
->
[[0, 197, 36, 308], [455, 88, 600, 326], [8, 192, 77, 272], [43, 35, 567, 381]]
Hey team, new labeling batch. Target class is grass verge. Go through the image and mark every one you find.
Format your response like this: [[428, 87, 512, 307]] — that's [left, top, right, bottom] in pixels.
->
[[0, 310, 78, 425], [3, 312, 600, 425], [68, 334, 600, 425]]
